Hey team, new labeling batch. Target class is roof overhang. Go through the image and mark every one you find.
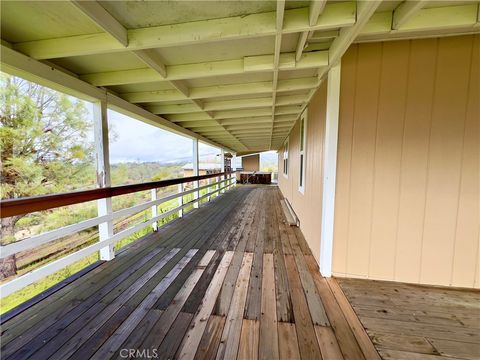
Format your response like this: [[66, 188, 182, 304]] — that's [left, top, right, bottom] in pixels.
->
[[1, 0, 478, 153]]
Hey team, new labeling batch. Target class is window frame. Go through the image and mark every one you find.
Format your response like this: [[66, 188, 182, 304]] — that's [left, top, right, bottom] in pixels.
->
[[282, 137, 289, 178], [298, 110, 307, 194]]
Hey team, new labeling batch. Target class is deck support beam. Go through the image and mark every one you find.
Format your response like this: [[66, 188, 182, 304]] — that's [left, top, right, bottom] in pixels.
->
[[319, 63, 341, 277], [93, 99, 115, 261]]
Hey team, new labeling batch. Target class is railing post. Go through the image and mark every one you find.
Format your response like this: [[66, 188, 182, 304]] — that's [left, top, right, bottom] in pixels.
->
[[207, 177, 211, 201], [231, 154, 237, 191], [193, 139, 199, 208], [220, 149, 225, 194], [151, 188, 158, 232], [178, 183, 184, 218], [93, 98, 114, 261]]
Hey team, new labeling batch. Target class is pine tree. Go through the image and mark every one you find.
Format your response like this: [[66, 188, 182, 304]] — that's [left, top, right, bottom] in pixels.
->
[[0, 74, 94, 278]]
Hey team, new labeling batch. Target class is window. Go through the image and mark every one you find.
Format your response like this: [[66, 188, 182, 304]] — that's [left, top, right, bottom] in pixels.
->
[[299, 111, 307, 193], [283, 138, 289, 177]]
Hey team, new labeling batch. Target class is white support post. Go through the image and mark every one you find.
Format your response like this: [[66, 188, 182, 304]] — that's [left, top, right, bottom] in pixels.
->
[[178, 183, 184, 218], [207, 177, 211, 201], [93, 99, 114, 261], [220, 149, 225, 194], [193, 139, 199, 208], [320, 63, 341, 277], [151, 189, 158, 232], [232, 154, 237, 189]]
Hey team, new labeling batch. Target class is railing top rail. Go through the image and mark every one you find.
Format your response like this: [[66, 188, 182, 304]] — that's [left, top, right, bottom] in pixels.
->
[[1, 171, 232, 218]]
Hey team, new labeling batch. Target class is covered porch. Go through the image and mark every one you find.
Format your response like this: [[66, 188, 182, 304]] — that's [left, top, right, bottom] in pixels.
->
[[2, 187, 479, 359], [1, 1, 479, 359]]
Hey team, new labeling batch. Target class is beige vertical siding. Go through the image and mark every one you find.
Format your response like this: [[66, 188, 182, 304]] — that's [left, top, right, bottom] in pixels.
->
[[278, 82, 327, 261], [332, 35, 479, 288], [242, 154, 260, 171]]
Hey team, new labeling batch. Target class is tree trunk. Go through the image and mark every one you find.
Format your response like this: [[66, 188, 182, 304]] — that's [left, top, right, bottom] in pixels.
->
[[1, 217, 18, 279]]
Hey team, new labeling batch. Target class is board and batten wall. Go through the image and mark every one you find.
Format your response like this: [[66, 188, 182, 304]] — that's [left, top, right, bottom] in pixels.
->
[[278, 82, 327, 261], [279, 35, 479, 288], [242, 154, 260, 171]]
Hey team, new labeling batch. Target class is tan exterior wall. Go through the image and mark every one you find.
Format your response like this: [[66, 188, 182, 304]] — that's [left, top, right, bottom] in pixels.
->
[[278, 35, 479, 288], [242, 154, 260, 171], [278, 82, 328, 261], [332, 35, 479, 288]]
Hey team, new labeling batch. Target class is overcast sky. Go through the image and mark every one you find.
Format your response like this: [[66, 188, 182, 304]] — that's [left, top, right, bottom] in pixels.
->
[[108, 110, 217, 164], [107, 110, 278, 166]]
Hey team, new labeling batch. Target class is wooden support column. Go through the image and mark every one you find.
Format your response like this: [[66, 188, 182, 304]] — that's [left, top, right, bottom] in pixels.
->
[[320, 63, 341, 277], [193, 138, 199, 208], [93, 99, 114, 261]]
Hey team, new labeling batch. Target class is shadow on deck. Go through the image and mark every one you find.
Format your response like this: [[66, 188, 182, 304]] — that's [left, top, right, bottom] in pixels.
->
[[2, 186, 477, 360]]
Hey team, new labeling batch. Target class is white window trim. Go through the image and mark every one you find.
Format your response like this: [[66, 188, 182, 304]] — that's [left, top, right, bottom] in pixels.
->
[[298, 110, 307, 194], [282, 137, 289, 179]]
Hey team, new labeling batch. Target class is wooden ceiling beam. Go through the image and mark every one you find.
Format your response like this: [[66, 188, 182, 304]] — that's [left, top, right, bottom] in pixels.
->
[[357, 4, 479, 42], [79, 51, 328, 86], [71, 0, 219, 140], [15, 2, 356, 60], [147, 94, 305, 114], [71, 0, 128, 46], [167, 106, 302, 122], [392, 0, 428, 30], [296, 0, 328, 62], [121, 77, 317, 103]]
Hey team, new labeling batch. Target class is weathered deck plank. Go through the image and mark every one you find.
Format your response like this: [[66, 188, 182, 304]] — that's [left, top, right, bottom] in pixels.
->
[[7, 186, 471, 360], [337, 277, 480, 360]]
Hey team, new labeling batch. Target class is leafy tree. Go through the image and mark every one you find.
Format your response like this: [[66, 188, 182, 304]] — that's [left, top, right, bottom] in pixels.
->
[[0, 74, 94, 278]]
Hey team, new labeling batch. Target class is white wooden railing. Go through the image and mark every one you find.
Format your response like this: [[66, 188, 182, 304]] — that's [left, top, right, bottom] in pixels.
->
[[0, 172, 236, 298]]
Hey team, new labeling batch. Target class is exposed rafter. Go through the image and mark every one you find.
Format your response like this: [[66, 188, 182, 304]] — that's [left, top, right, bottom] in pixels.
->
[[4, 0, 475, 153], [71, 0, 128, 46], [0, 45, 235, 152], [121, 77, 317, 104], [329, 1, 382, 64], [80, 51, 329, 86], [166, 106, 303, 123], [69, 0, 249, 149], [392, 0, 427, 30], [357, 3, 479, 42], [14, 2, 356, 60], [279, 0, 381, 152], [148, 94, 305, 114], [296, 0, 328, 61]]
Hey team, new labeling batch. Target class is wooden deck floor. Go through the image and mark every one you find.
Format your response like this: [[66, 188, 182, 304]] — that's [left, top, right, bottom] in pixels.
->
[[1, 186, 377, 359], [338, 278, 480, 360]]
